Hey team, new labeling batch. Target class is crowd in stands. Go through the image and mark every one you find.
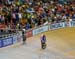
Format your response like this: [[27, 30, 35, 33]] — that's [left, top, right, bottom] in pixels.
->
[[0, 0, 75, 31]]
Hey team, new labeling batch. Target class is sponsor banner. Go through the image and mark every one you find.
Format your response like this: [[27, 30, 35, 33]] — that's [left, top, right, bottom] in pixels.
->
[[63, 22, 70, 27], [49, 22, 65, 30], [70, 21, 75, 27], [2, 37, 13, 47], [17, 31, 23, 42], [33, 25, 48, 36], [0, 40, 2, 48], [26, 29, 33, 38], [12, 35, 18, 44]]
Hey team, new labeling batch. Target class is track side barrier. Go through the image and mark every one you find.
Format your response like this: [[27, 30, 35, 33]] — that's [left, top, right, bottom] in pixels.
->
[[13, 35, 18, 44], [49, 22, 65, 30], [0, 39, 2, 48], [17, 31, 23, 42], [70, 21, 75, 27], [32, 24, 49, 36], [32, 21, 75, 36], [0, 21, 75, 48], [49, 21, 73, 30], [0, 31, 23, 48], [25, 29, 33, 38], [2, 37, 13, 47]]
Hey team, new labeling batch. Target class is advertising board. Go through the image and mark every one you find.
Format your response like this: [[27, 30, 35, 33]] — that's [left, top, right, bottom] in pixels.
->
[[17, 31, 22, 42], [33, 25, 48, 36], [70, 21, 75, 27], [12, 35, 18, 44], [49, 22, 65, 30], [2, 37, 13, 47], [26, 29, 33, 38], [0, 40, 2, 48]]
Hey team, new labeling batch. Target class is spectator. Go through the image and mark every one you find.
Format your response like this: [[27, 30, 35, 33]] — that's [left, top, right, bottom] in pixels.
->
[[0, 0, 75, 31]]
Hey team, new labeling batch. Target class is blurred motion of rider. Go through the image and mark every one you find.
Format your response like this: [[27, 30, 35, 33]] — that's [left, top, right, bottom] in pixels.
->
[[22, 28, 26, 44], [40, 34, 46, 49]]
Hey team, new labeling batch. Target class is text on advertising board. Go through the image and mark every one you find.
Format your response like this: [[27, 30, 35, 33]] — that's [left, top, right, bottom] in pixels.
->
[[70, 21, 75, 27], [33, 25, 48, 35], [0, 40, 2, 48], [2, 37, 13, 47], [50, 22, 64, 30], [13, 35, 18, 44]]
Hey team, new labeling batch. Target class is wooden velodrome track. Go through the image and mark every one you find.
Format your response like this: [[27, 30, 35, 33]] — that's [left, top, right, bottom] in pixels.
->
[[28, 27, 75, 59], [0, 27, 75, 59]]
